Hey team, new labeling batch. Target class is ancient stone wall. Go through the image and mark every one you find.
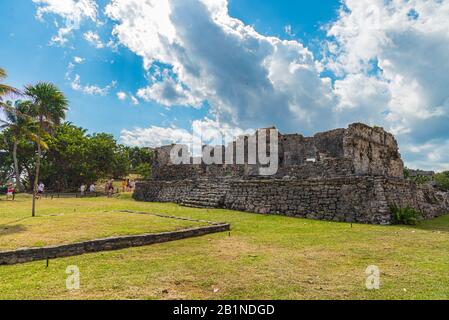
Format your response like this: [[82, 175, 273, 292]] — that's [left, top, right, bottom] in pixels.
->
[[0, 224, 231, 265], [150, 123, 404, 181], [383, 179, 449, 220], [133, 179, 195, 202], [343, 123, 404, 177], [134, 177, 449, 225]]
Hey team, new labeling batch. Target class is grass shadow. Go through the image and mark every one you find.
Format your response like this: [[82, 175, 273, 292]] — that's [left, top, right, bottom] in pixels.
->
[[0, 224, 27, 237]]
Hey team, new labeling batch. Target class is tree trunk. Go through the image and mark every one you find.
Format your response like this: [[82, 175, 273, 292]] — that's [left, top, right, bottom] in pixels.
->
[[32, 118, 43, 217], [12, 140, 24, 192]]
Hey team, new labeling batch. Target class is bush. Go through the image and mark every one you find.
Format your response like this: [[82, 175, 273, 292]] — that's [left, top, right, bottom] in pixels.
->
[[391, 205, 423, 225]]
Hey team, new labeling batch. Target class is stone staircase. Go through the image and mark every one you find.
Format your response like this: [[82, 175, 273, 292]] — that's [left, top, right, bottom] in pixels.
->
[[180, 180, 231, 209]]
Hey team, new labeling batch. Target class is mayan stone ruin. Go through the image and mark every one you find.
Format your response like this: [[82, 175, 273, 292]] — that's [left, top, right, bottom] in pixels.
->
[[133, 123, 449, 225]]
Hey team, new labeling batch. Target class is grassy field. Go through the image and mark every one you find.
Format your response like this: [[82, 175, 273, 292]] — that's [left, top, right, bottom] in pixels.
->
[[0, 194, 448, 300], [0, 195, 207, 251]]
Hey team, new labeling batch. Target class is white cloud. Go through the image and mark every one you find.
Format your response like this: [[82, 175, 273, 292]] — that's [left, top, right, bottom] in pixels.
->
[[130, 95, 139, 105], [117, 91, 127, 100], [73, 56, 84, 64], [137, 77, 202, 108], [32, 0, 449, 169], [33, 0, 98, 45], [106, 0, 335, 133], [121, 126, 192, 147], [120, 117, 253, 148], [326, 0, 449, 169], [71, 74, 116, 96], [83, 30, 105, 48], [402, 139, 449, 172]]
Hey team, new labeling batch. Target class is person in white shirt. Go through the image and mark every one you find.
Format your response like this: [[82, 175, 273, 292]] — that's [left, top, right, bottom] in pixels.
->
[[89, 184, 95, 193], [80, 184, 86, 196]]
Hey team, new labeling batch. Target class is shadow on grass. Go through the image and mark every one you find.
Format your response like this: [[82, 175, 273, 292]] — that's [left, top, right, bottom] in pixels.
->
[[0, 224, 27, 237]]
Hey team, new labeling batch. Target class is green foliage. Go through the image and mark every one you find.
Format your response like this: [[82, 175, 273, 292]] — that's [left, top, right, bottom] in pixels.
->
[[391, 205, 423, 225], [1, 72, 153, 192], [40, 123, 131, 190], [413, 174, 432, 185], [136, 163, 152, 180], [403, 168, 410, 179], [128, 147, 154, 171], [434, 171, 449, 191]]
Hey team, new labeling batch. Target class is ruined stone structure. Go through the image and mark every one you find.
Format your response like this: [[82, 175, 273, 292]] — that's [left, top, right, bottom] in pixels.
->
[[134, 123, 449, 225]]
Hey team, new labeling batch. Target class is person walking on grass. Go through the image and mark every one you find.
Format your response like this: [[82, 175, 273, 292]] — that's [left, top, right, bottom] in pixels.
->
[[36, 182, 45, 199], [6, 183, 15, 201], [80, 184, 86, 196], [108, 179, 115, 197]]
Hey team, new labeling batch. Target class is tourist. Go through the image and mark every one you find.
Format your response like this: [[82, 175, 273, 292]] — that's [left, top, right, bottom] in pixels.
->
[[80, 184, 86, 196], [108, 180, 115, 197], [89, 183, 96, 193], [6, 183, 14, 201], [129, 180, 135, 191], [36, 182, 45, 199]]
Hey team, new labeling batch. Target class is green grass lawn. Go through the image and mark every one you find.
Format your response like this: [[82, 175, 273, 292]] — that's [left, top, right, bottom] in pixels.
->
[[0, 195, 207, 251], [0, 194, 448, 300]]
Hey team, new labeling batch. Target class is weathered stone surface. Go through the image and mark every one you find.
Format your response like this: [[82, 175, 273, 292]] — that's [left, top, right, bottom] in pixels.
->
[[134, 123, 448, 225], [134, 176, 449, 225], [151, 123, 404, 180]]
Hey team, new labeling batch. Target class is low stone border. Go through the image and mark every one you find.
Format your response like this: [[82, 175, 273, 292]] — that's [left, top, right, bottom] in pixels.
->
[[0, 213, 230, 265]]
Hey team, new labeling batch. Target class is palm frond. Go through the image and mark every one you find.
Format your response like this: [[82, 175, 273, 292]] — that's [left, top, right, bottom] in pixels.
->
[[29, 133, 49, 150]]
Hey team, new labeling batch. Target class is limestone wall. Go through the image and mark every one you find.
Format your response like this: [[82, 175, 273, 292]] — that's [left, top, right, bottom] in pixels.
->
[[150, 123, 404, 181], [134, 177, 449, 225], [343, 123, 404, 178]]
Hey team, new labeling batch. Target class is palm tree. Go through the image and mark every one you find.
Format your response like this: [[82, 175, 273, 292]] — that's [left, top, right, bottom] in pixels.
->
[[0, 68, 21, 101], [25, 82, 68, 217], [0, 100, 45, 192], [0, 67, 21, 117]]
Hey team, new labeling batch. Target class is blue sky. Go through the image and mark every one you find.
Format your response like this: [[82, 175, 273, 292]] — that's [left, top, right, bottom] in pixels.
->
[[1, 0, 449, 171], [0, 0, 339, 135]]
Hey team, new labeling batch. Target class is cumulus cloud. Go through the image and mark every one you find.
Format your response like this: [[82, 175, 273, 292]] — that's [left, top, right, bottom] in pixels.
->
[[73, 56, 85, 64], [33, 0, 449, 169], [326, 0, 449, 169], [120, 117, 253, 149], [121, 126, 192, 147], [137, 77, 202, 108], [83, 30, 105, 48], [106, 0, 335, 133], [117, 91, 127, 100], [33, 0, 98, 45], [71, 74, 116, 96]]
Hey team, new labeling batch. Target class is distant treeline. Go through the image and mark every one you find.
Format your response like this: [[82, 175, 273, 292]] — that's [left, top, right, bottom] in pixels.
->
[[0, 121, 153, 191]]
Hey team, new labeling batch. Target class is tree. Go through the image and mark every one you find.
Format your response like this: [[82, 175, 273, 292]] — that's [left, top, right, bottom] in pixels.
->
[[88, 133, 130, 179], [0, 68, 20, 103], [0, 100, 43, 191], [128, 147, 154, 171], [38, 123, 131, 191], [25, 82, 68, 217]]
